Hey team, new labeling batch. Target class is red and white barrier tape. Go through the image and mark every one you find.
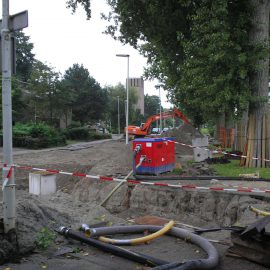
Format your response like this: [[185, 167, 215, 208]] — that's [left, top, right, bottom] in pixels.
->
[[12, 164, 270, 195], [2, 164, 13, 190], [167, 140, 270, 163]]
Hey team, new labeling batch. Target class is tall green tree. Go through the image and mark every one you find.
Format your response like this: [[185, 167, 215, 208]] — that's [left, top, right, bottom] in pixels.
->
[[176, 0, 252, 125], [106, 84, 126, 132], [106, 83, 143, 131], [15, 31, 35, 81], [6, 31, 36, 122], [62, 64, 108, 123], [28, 61, 60, 124], [244, 0, 270, 167], [144, 94, 161, 119], [69, 0, 270, 167]]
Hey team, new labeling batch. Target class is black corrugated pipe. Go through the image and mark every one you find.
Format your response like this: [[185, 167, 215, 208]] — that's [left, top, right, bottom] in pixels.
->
[[57, 226, 168, 267], [79, 225, 219, 270], [134, 174, 270, 182]]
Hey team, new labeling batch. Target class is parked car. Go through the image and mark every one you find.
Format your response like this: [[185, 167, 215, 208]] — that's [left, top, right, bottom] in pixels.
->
[[162, 127, 169, 133], [151, 127, 161, 134]]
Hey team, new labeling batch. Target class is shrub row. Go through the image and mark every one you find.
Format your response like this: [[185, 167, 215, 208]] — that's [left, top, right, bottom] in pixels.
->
[[0, 123, 111, 149], [0, 122, 66, 149], [64, 127, 112, 140], [12, 135, 66, 149]]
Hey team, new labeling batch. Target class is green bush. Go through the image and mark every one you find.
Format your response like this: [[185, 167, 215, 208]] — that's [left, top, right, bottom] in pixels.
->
[[89, 133, 112, 140], [68, 121, 82, 128], [64, 126, 90, 140], [29, 123, 57, 138], [0, 122, 66, 149]]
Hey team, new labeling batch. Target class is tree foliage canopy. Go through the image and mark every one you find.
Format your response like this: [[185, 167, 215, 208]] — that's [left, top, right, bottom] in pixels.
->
[[144, 94, 161, 119], [62, 64, 108, 123], [96, 0, 265, 126]]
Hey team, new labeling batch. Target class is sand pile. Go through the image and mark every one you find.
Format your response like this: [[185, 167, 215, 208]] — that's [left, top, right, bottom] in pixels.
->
[[162, 124, 204, 155]]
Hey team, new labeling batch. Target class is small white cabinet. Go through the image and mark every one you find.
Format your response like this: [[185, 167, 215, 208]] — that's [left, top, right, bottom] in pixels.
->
[[29, 172, 56, 195]]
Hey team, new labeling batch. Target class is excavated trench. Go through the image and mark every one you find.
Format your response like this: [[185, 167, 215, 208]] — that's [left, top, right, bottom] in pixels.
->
[[73, 179, 270, 227], [1, 177, 270, 268]]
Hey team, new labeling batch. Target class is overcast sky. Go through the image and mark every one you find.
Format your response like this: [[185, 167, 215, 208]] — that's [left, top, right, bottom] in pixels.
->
[[5, 0, 172, 108]]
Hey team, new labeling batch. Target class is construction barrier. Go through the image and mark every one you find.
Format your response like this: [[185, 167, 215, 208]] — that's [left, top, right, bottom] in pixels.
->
[[9, 164, 270, 196], [167, 140, 270, 163]]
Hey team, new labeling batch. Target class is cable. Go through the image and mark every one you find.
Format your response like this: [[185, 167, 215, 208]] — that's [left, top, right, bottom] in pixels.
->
[[57, 226, 168, 267], [134, 174, 270, 182], [71, 225, 219, 270], [249, 205, 270, 216], [98, 220, 174, 245]]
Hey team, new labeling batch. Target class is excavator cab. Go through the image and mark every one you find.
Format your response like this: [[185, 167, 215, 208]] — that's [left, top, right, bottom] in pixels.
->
[[140, 123, 145, 129]]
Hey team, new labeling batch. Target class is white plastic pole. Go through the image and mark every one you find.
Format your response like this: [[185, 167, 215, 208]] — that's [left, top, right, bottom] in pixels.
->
[[117, 96, 120, 135]]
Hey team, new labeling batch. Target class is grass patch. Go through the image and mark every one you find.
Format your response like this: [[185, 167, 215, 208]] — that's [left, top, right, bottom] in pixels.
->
[[172, 167, 183, 174], [211, 160, 270, 178], [66, 139, 83, 145]]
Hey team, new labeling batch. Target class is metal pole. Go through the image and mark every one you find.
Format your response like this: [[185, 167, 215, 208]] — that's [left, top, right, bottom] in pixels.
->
[[116, 54, 130, 144], [156, 109, 158, 128], [117, 96, 120, 135], [159, 87, 162, 132], [2, 0, 16, 233], [126, 56, 129, 145]]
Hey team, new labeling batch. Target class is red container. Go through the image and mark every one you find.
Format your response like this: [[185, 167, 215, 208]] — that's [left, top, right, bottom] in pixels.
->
[[133, 137, 175, 175]]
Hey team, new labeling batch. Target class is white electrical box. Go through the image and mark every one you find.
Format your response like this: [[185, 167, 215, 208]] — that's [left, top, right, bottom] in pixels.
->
[[29, 172, 56, 195], [192, 137, 211, 162]]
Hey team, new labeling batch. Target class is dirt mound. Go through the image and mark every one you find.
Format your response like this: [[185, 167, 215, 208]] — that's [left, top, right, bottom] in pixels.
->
[[0, 190, 126, 265], [162, 124, 204, 155]]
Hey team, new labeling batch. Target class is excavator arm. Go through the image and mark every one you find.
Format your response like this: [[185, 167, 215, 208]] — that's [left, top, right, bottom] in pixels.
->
[[126, 108, 189, 137]]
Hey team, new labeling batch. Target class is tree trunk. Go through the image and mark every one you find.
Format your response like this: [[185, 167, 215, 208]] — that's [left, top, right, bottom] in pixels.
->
[[244, 0, 270, 167]]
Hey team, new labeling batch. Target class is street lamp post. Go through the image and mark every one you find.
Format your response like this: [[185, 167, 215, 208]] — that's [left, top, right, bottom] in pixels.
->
[[116, 54, 129, 145], [117, 96, 120, 135], [155, 85, 162, 132]]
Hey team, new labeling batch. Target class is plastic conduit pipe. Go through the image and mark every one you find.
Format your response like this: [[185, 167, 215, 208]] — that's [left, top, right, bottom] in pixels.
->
[[98, 220, 174, 245], [57, 226, 168, 267], [134, 175, 270, 182], [133, 144, 142, 175], [249, 205, 270, 216], [82, 225, 219, 270]]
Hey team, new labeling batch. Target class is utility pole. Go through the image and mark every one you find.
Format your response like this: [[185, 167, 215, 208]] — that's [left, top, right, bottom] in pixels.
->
[[1, 1, 28, 233], [117, 96, 120, 135], [159, 87, 162, 132], [2, 0, 15, 233], [116, 54, 129, 144], [156, 109, 158, 128], [155, 84, 162, 132]]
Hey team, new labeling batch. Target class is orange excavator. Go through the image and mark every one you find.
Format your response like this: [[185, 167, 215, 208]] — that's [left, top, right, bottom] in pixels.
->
[[126, 108, 189, 137]]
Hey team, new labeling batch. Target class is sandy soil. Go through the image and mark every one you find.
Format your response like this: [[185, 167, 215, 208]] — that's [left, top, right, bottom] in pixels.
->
[[0, 136, 270, 269]]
